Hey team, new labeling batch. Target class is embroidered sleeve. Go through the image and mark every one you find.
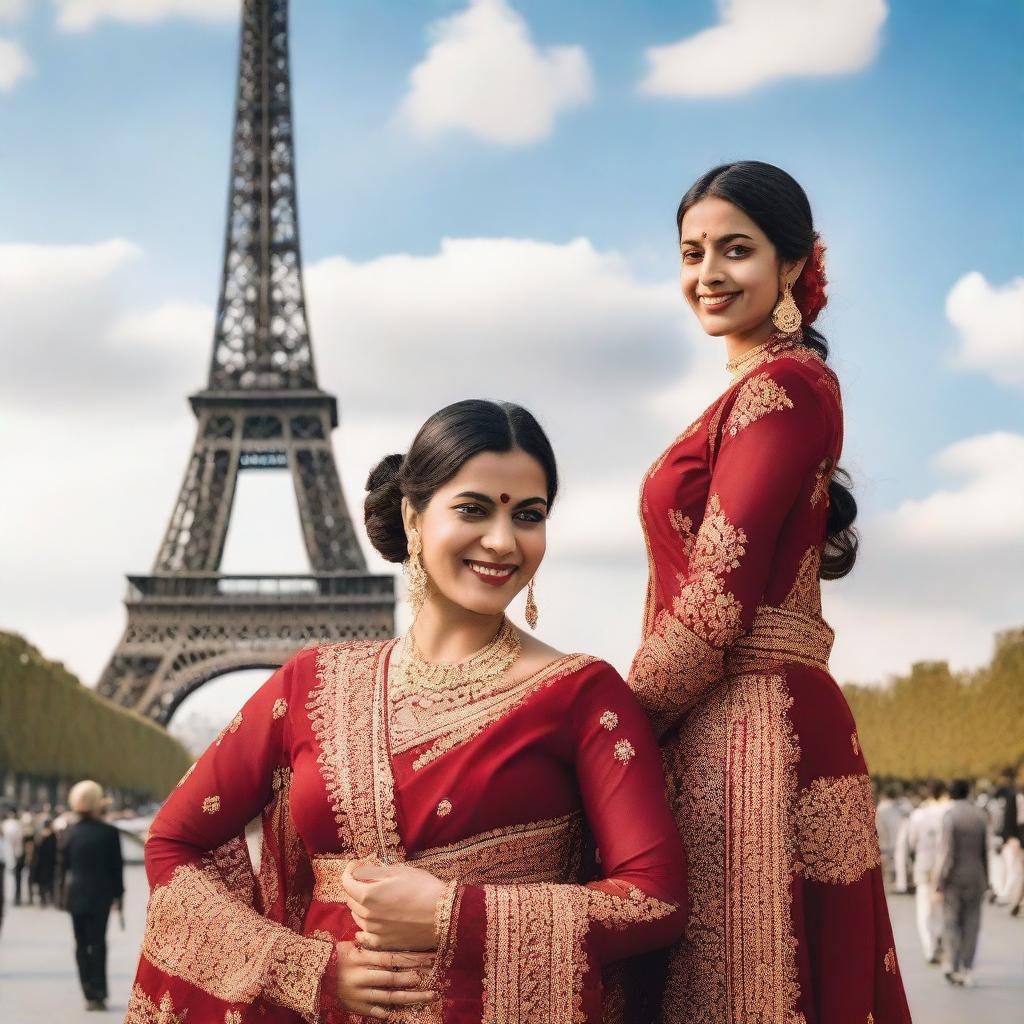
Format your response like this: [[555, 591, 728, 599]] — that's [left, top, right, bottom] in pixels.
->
[[444, 666, 686, 1021], [137, 650, 336, 1022], [629, 362, 835, 734]]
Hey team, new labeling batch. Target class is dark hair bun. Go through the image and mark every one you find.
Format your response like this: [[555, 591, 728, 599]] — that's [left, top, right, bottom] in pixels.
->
[[364, 453, 408, 563]]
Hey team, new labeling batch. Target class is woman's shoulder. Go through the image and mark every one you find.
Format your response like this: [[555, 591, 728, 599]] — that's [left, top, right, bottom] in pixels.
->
[[286, 637, 394, 685]]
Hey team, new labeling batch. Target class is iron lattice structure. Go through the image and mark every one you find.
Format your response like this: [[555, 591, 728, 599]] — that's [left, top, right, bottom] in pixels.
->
[[97, 0, 394, 724]]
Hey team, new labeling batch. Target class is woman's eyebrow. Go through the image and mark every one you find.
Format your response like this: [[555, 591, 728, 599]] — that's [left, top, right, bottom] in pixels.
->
[[680, 232, 754, 247], [453, 491, 548, 510]]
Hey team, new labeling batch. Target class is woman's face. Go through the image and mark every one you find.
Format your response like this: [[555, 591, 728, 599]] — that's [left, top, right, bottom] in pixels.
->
[[405, 448, 549, 620], [678, 196, 802, 340]]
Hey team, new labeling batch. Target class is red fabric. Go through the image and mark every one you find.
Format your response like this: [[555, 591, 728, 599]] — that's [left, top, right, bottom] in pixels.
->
[[627, 335, 912, 1023], [129, 647, 686, 1022], [793, 237, 829, 324]]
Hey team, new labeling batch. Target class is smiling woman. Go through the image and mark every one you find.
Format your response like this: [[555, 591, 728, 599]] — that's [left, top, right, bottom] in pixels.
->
[[125, 398, 687, 1023]]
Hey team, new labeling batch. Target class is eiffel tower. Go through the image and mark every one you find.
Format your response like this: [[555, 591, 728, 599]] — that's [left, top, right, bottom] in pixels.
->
[[97, 0, 394, 724]]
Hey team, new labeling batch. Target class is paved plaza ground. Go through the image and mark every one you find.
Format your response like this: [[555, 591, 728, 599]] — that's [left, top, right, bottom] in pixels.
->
[[1, 864, 1021, 1021]]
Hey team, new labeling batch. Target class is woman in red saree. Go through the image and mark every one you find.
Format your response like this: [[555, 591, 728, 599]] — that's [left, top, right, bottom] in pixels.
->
[[625, 161, 912, 1023], [126, 399, 686, 1023]]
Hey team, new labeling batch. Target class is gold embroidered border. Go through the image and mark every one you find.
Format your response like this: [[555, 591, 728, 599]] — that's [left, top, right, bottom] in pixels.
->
[[725, 604, 834, 677], [628, 611, 723, 732], [725, 672, 801, 1021], [481, 882, 677, 1024], [142, 862, 333, 1021], [660, 672, 803, 1021], [310, 812, 583, 902], [793, 774, 881, 886], [308, 639, 404, 861]]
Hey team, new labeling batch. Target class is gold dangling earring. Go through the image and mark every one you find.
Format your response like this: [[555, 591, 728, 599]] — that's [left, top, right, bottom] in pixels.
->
[[404, 526, 428, 617], [525, 577, 539, 630], [771, 281, 802, 334]]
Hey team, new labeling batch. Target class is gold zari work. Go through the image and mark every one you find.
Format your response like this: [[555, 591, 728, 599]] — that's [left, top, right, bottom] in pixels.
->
[[724, 373, 794, 436], [884, 946, 897, 974], [202, 795, 221, 815], [272, 698, 288, 720], [124, 986, 187, 1024], [390, 653, 597, 771], [481, 882, 677, 1023], [142, 862, 333, 1021], [793, 774, 881, 886], [613, 739, 635, 764], [599, 710, 619, 731], [725, 605, 833, 677], [310, 813, 583, 902]]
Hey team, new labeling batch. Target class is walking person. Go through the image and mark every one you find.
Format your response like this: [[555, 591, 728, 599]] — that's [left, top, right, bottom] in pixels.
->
[[876, 785, 904, 889], [62, 780, 124, 1011], [2, 809, 26, 906], [937, 779, 989, 986], [624, 161, 910, 1022], [32, 819, 58, 907], [907, 781, 950, 963], [993, 768, 1022, 907]]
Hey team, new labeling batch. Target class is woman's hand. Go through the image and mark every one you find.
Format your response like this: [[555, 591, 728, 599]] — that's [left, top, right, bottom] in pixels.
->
[[334, 940, 437, 1018], [342, 861, 447, 951]]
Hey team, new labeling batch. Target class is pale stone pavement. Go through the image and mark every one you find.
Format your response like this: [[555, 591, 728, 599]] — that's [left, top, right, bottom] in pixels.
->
[[1, 865, 1021, 1021]]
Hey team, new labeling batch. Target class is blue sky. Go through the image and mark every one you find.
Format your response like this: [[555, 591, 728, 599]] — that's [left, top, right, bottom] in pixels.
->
[[1, 0, 1022, 728]]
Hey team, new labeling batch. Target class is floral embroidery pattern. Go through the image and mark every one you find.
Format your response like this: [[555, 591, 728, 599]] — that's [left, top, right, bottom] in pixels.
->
[[852, 732, 860, 756], [225, 1012, 242, 1024], [202, 795, 221, 815], [599, 710, 619, 731], [724, 372, 794, 436], [668, 508, 695, 557], [271, 698, 288, 720], [436, 799, 453, 817], [613, 739, 635, 765], [124, 986, 187, 1024], [793, 774, 881, 886], [884, 947, 896, 974]]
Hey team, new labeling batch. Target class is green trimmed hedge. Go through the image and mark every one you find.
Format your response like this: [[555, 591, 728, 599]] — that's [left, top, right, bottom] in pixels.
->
[[0, 631, 193, 799], [843, 628, 1024, 779]]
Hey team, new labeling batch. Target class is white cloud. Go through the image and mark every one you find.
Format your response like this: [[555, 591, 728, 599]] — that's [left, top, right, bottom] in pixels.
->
[[881, 432, 1024, 548], [54, 0, 238, 32], [826, 431, 1024, 684], [400, 0, 593, 145], [638, 0, 888, 98], [0, 0, 29, 23], [0, 36, 31, 91], [0, 239, 211, 412], [946, 271, 1024, 388]]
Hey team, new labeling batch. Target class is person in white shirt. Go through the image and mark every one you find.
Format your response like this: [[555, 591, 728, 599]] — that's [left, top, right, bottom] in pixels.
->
[[907, 780, 950, 963], [1, 808, 24, 909]]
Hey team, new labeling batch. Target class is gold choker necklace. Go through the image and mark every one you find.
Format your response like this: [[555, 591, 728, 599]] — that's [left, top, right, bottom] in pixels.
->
[[398, 618, 521, 693], [725, 333, 792, 380]]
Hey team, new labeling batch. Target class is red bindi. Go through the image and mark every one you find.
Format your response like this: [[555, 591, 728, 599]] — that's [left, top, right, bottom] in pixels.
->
[[500, 493, 510, 504]]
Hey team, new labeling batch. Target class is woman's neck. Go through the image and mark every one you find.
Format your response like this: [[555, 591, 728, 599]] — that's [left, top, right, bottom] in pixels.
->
[[409, 601, 507, 664]]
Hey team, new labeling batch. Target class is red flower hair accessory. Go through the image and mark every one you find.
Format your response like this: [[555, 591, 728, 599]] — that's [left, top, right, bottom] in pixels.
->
[[792, 235, 829, 325]]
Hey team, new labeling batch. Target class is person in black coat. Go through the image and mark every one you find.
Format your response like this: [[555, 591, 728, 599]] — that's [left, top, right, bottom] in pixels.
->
[[62, 781, 124, 1011], [31, 820, 58, 906]]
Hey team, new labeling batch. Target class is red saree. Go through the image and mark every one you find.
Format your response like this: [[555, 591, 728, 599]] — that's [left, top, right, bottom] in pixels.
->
[[627, 334, 912, 1023], [126, 639, 686, 1023]]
